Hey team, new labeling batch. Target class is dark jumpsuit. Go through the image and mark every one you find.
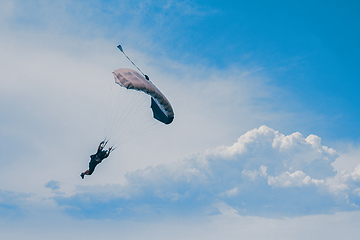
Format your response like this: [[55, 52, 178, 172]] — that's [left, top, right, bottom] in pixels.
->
[[88, 149, 109, 175]]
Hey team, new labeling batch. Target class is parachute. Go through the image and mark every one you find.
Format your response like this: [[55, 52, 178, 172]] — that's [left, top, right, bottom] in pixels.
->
[[112, 68, 174, 125], [103, 45, 174, 147]]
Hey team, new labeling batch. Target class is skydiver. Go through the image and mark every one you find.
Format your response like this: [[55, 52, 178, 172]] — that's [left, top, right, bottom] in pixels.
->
[[81, 141, 112, 179]]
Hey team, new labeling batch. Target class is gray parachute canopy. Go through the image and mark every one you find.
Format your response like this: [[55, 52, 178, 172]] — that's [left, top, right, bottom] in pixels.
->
[[112, 68, 174, 124]]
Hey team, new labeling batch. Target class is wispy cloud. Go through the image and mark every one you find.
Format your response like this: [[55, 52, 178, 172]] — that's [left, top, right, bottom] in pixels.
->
[[1, 3, 360, 240], [0, 190, 29, 218], [45, 181, 61, 191]]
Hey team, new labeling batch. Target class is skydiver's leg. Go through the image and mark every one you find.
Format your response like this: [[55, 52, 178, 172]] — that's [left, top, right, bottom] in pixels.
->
[[87, 162, 97, 175], [80, 168, 94, 179], [81, 162, 96, 179], [80, 170, 87, 179]]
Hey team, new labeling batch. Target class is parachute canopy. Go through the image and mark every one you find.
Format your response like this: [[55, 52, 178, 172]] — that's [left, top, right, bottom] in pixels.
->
[[112, 68, 174, 124]]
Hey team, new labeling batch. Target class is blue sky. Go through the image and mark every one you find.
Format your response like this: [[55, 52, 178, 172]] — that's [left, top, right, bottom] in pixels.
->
[[1, 0, 360, 239], [81, 0, 360, 141], [90, 0, 360, 142]]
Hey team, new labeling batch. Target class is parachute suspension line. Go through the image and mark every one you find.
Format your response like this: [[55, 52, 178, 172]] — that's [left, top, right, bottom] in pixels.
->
[[104, 83, 131, 145], [109, 90, 156, 147], [104, 86, 135, 145], [117, 45, 149, 80], [104, 84, 118, 139], [103, 84, 158, 148], [104, 84, 122, 140]]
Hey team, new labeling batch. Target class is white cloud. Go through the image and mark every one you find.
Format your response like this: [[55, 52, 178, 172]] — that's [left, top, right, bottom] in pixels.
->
[[46, 126, 360, 218], [2, 189, 360, 240], [332, 144, 360, 171], [1, 0, 360, 238], [351, 164, 360, 181], [268, 170, 324, 187], [0, 10, 285, 199], [220, 187, 239, 198], [1, 8, 358, 215], [242, 165, 268, 181], [45, 181, 61, 191], [1, 0, 335, 200], [211, 125, 337, 179], [326, 164, 360, 196]]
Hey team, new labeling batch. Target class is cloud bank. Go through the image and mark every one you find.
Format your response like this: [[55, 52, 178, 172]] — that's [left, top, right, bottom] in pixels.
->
[[53, 126, 360, 219]]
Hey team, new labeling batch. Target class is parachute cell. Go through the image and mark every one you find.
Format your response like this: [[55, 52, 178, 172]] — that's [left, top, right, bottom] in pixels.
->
[[112, 68, 174, 125]]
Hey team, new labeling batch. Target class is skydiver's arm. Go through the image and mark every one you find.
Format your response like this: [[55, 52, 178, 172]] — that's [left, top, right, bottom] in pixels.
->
[[105, 148, 112, 158], [98, 141, 104, 151]]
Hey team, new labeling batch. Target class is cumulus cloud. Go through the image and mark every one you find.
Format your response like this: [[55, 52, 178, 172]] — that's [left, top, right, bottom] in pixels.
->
[[53, 126, 360, 219], [0, 0, 358, 221], [267, 170, 324, 187]]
